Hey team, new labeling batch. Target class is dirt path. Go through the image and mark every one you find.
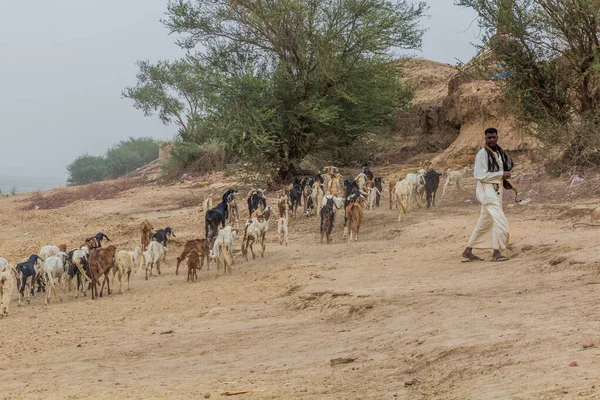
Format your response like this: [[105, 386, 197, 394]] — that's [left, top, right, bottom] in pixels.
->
[[1, 179, 600, 399]]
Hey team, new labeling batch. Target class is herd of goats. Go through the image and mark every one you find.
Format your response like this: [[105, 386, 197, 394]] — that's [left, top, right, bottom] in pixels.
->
[[0, 163, 471, 318]]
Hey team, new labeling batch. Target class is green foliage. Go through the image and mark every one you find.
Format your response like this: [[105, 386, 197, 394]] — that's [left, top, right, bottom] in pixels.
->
[[67, 155, 110, 185], [165, 0, 425, 176], [124, 0, 426, 178], [456, 0, 600, 166], [106, 137, 160, 178], [122, 59, 208, 138], [67, 137, 160, 185]]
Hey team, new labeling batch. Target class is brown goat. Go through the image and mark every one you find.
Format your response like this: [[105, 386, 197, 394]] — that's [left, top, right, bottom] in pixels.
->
[[88, 245, 116, 299], [58, 244, 67, 253], [176, 239, 210, 275], [345, 202, 363, 242], [277, 195, 288, 219], [140, 219, 153, 251], [187, 249, 202, 282]]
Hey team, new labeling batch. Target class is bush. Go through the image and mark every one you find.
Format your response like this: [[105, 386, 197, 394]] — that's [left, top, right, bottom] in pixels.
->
[[67, 137, 160, 185], [106, 137, 160, 178], [67, 155, 110, 185]]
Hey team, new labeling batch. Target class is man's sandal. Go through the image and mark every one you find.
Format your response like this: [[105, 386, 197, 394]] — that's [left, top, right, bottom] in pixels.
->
[[462, 255, 485, 263]]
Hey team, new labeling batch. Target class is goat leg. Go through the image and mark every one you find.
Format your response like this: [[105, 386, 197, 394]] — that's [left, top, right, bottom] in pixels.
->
[[249, 238, 256, 260], [99, 276, 106, 298]]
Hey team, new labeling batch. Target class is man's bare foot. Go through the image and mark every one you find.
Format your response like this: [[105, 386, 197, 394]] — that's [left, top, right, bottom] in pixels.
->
[[462, 247, 484, 262]]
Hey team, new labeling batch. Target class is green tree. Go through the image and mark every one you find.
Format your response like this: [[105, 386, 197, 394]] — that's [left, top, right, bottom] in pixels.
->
[[122, 59, 209, 142], [125, 0, 426, 177], [105, 137, 160, 178], [66, 155, 110, 185], [456, 0, 600, 166]]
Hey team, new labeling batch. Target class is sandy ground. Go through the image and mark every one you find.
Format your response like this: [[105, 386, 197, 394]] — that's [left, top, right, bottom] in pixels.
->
[[1, 172, 600, 400]]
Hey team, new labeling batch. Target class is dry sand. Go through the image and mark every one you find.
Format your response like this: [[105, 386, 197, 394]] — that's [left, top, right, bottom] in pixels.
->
[[1, 172, 600, 400]]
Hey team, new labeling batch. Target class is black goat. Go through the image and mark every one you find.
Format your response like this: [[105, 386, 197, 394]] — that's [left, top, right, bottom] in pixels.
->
[[320, 197, 337, 244], [363, 165, 374, 181], [15, 254, 42, 304], [425, 169, 442, 208], [153, 227, 176, 249], [206, 204, 228, 244], [247, 189, 267, 218], [289, 186, 301, 218], [374, 177, 383, 207]]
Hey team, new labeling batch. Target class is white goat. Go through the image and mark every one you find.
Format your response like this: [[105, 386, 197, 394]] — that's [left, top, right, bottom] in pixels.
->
[[367, 186, 382, 210], [443, 166, 471, 196], [355, 172, 368, 192], [143, 240, 166, 280], [42, 252, 68, 305], [403, 173, 419, 211], [210, 226, 237, 273], [202, 194, 213, 213], [114, 249, 138, 293], [0, 257, 8, 272], [0, 260, 16, 317], [278, 215, 288, 246], [218, 243, 233, 274], [394, 180, 411, 221], [39, 245, 60, 261]]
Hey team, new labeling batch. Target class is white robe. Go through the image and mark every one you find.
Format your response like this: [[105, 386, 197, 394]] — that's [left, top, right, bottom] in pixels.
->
[[468, 148, 510, 250]]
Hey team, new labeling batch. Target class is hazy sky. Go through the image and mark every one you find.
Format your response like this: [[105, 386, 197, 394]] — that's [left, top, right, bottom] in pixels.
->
[[0, 0, 479, 181]]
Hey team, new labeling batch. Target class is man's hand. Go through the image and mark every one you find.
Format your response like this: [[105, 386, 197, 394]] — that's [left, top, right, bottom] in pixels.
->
[[503, 172, 511, 179]]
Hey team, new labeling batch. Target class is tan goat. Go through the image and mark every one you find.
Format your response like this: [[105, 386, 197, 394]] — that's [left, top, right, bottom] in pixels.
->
[[140, 219, 153, 251]]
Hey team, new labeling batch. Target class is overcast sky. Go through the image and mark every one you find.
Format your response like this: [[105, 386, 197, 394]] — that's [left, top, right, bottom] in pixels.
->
[[0, 0, 479, 181]]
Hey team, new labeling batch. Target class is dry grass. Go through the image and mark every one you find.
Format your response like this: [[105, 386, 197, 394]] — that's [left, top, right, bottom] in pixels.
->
[[19, 178, 144, 210]]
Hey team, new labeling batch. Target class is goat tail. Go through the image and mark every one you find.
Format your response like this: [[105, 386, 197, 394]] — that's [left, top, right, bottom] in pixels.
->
[[76, 260, 92, 283]]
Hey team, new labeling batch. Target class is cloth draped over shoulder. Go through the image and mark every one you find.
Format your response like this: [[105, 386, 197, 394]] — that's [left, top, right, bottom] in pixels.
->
[[484, 144, 513, 173]]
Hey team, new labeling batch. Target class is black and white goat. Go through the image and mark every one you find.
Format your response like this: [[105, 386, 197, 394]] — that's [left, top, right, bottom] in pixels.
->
[[15, 254, 43, 306], [153, 227, 175, 249], [206, 190, 236, 244]]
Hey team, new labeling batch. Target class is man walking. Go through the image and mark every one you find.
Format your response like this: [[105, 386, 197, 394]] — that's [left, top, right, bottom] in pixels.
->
[[462, 128, 512, 262]]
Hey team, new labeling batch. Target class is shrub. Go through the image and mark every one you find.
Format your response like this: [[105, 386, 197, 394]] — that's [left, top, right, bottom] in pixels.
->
[[67, 137, 160, 185], [67, 155, 110, 185]]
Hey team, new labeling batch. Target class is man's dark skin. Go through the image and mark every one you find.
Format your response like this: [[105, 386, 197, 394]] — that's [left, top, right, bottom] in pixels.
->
[[462, 131, 511, 262]]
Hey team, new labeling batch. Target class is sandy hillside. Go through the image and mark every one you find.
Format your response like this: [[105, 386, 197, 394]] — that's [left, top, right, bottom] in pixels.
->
[[1, 169, 600, 400]]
